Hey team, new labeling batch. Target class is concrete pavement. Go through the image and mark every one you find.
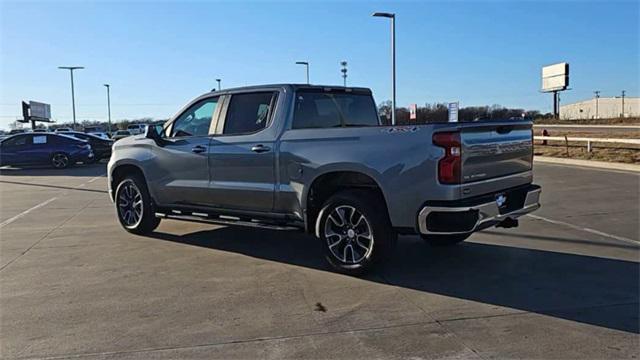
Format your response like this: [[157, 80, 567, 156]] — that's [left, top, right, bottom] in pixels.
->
[[0, 163, 638, 359]]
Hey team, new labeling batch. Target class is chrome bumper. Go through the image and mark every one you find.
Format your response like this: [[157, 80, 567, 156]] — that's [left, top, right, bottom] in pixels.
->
[[418, 186, 541, 235]]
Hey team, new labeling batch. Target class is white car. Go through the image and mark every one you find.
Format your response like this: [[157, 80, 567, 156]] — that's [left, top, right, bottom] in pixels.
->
[[54, 127, 73, 133], [89, 132, 110, 140], [112, 130, 132, 141], [126, 124, 147, 135]]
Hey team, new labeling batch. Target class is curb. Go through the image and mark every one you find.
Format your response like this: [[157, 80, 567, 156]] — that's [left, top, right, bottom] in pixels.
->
[[534, 156, 640, 173]]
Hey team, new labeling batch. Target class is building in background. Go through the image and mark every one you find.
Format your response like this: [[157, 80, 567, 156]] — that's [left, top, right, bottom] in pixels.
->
[[560, 97, 639, 120]]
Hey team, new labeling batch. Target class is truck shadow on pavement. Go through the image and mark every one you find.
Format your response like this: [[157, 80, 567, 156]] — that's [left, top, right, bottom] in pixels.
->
[[149, 226, 639, 334]]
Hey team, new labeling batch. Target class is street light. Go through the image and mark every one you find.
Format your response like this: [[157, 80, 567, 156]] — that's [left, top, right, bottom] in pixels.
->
[[58, 66, 84, 129], [295, 61, 309, 84], [340, 61, 348, 87], [216, 78, 221, 91], [103, 84, 112, 135], [594, 90, 601, 119], [372, 12, 396, 125]]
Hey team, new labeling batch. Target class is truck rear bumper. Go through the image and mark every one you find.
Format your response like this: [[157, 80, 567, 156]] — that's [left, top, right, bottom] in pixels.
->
[[418, 184, 541, 235]]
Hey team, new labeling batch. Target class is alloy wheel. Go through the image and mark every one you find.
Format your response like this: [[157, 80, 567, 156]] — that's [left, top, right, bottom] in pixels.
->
[[118, 182, 143, 228], [52, 154, 69, 168], [324, 205, 374, 265]]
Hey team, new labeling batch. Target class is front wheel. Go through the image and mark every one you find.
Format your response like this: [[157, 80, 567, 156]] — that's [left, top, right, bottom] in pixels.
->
[[115, 175, 160, 235], [317, 190, 396, 275], [421, 233, 471, 246]]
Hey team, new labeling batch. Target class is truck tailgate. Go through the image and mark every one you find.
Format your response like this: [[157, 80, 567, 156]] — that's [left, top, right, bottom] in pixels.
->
[[460, 122, 533, 183]]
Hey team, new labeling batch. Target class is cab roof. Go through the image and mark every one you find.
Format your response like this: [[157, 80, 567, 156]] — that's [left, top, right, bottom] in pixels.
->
[[207, 83, 372, 95]]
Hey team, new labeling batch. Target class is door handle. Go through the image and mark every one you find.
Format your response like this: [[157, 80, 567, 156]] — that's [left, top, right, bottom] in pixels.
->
[[251, 144, 271, 153], [191, 145, 207, 153]]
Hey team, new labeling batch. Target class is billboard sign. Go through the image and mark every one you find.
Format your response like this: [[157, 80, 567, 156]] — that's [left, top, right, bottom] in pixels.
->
[[29, 101, 51, 120], [409, 104, 417, 120], [541, 62, 569, 92], [448, 102, 459, 123]]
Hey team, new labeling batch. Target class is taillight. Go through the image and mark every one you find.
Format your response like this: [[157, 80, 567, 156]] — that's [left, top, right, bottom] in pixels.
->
[[433, 132, 461, 184]]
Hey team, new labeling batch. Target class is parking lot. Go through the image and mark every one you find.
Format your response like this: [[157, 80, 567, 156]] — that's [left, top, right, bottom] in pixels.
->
[[0, 163, 638, 359]]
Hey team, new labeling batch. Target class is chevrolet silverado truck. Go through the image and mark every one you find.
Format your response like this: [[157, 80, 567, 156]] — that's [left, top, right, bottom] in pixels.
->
[[108, 84, 541, 275]]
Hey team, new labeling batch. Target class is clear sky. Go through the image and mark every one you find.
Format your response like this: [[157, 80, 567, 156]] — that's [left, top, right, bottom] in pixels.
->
[[0, 0, 638, 129]]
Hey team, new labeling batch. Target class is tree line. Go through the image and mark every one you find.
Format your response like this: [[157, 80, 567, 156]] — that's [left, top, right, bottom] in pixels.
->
[[377, 101, 549, 125]]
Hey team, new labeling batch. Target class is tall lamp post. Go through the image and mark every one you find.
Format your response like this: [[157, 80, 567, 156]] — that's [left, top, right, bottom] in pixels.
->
[[594, 90, 601, 119], [103, 84, 112, 135], [58, 66, 84, 129], [372, 12, 396, 125], [216, 78, 221, 91], [295, 61, 310, 84]]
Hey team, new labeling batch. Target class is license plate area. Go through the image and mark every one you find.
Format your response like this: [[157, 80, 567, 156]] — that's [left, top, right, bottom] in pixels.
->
[[497, 188, 527, 214]]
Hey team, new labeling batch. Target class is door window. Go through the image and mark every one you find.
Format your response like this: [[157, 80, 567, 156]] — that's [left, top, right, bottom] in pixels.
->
[[223, 92, 277, 135], [170, 97, 218, 137], [292, 90, 380, 129], [2, 135, 28, 146]]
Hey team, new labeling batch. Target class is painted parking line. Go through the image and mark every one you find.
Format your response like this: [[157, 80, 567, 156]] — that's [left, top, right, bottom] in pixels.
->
[[0, 174, 106, 229], [0, 197, 59, 228], [526, 214, 639, 245]]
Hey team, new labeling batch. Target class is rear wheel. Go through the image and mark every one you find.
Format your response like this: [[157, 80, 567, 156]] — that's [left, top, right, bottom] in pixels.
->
[[51, 152, 70, 169], [115, 175, 160, 235], [421, 233, 471, 246], [317, 190, 396, 275]]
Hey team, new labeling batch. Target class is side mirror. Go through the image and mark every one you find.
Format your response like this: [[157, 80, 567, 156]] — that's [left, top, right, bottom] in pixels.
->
[[145, 125, 165, 146]]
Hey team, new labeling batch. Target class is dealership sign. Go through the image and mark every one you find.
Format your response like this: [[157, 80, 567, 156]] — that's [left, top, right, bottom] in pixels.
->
[[29, 101, 52, 120], [448, 102, 459, 123]]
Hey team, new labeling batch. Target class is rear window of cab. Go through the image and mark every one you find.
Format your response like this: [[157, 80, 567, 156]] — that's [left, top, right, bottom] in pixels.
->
[[292, 90, 380, 129]]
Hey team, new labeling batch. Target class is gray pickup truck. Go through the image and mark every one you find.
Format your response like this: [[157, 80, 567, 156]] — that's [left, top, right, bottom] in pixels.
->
[[108, 84, 540, 274]]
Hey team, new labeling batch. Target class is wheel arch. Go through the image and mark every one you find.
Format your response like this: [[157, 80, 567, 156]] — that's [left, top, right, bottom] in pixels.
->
[[109, 162, 149, 201], [303, 169, 390, 236]]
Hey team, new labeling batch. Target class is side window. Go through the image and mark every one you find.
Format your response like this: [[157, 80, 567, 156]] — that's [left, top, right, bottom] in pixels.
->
[[170, 98, 218, 137], [49, 135, 66, 144], [223, 92, 277, 135], [292, 91, 380, 129], [2, 135, 28, 146]]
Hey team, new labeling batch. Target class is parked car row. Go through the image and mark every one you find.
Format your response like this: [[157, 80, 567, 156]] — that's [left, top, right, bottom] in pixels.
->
[[56, 131, 114, 160], [0, 124, 149, 141], [0, 132, 113, 169]]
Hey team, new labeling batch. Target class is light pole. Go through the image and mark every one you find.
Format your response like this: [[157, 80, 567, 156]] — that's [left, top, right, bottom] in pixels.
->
[[594, 90, 600, 119], [58, 66, 84, 129], [621, 90, 626, 117], [103, 84, 111, 135], [295, 61, 309, 84], [340, 61, 348, 86], [216, 78, 221, 91], [372, 12, 396, 125]]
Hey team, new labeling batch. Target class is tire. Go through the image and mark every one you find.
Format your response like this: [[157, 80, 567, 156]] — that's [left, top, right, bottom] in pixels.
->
[[51, 152, 71, 169], [317, 190, 396, 275], [114, 174, 160, 235], [421, 233, 471, 246]]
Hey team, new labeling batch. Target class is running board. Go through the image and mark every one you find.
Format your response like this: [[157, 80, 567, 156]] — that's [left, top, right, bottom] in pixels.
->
[[155, 212, 302, 231]]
